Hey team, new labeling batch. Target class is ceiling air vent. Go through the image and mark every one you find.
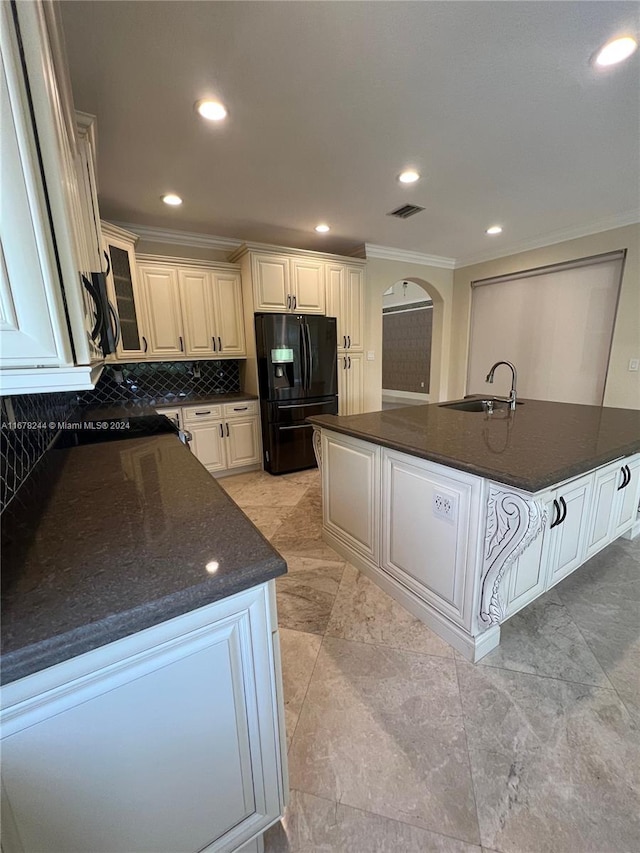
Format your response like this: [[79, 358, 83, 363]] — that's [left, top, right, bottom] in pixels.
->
[[387, 204, 425, 219]]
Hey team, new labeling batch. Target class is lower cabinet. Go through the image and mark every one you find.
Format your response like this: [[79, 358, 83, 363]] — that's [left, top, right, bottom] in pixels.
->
[[585, 456, 640, 560], [544, 473, 593, 588], [0, 582, 286, 853], [159, 401, 261, 476], [337, 351, 364, 416]]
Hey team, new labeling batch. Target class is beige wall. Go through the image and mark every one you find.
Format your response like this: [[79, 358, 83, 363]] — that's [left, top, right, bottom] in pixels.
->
[[451, 224, 640, 410], [363, 258, 454, 411]]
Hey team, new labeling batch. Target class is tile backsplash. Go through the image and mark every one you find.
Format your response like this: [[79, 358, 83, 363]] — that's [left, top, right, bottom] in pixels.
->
[[1, 391, 76, 513], [77, 359, 241, 407]]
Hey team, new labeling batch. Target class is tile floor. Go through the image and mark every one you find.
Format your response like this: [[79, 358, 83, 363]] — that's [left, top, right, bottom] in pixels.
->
[[219, 468, 640, 853]]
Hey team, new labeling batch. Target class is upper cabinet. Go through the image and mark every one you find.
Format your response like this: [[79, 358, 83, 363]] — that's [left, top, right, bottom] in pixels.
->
[[250, 252, 324, 314], [0, 1, 106, 393], [326, 264, 364, 352], [102, 223, 149, 359], [134, 257, 246, 361]]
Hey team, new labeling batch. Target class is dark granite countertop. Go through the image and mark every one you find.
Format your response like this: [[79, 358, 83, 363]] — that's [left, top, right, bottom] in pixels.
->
[[308, 399, 640, 492], [76, 393, 258, 418], [152, 392, 258, 409], [1, 431, 285, 685]]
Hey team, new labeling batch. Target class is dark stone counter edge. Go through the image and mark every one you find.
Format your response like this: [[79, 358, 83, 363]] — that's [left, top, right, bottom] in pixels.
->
[[308, 418, 640, 493], [1, 554, 286, 685]]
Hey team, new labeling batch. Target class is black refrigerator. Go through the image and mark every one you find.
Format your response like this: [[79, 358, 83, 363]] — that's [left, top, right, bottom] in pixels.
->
[[255, 313, 338, 474]]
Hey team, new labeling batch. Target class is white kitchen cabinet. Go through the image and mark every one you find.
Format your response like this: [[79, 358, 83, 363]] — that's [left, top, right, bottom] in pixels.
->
[[381, 450, 482, 628], [179, 268, 216, 358], [337, 351, 365, 416], [504, 521, 549, 619], [138, 264, 185, 357], [251, 254, 324, 314], [321, 431, 380, 563], [585, 455, 640, 558], [1, 583, 286, 853], [213, 273, 246, 356], [544, 473, 593, 588], [103, 223, 149, 359], [0, 1, 105, 393], [181, 402, 261, 476], [327, 264, 364, 352]]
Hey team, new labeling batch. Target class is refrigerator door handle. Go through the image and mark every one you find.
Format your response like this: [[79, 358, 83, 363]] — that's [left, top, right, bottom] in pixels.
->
[[279, 423, 313, 431], [300, 322, 308, 391], [304, 323, 313, 391]]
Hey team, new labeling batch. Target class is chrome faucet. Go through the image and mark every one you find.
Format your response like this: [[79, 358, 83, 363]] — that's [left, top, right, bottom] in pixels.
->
[[486, 361, 518, 410]]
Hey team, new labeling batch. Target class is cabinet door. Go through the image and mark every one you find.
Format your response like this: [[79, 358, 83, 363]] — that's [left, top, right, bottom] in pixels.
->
[[177, 268, 216, 358], [345, 266, 364, 351], [1, 588, 284, 853], [138, 265, 184, 357], [345, 352, 365, 416], [190, 421, 226, 472], [612, 455, 640, 538], [584, 462, 620, 561], [213, 272, 246, 356], [252, 254, 290, 312], [505, 493, 553, 619], [322, 431, 380, 562], [547, 474, 593, 587], [104, 237, 148, 358], [337, 353, 348, 415], [291, 258, 325, 314], [326, 264, 346, 348], [226, 417, 261, 469]]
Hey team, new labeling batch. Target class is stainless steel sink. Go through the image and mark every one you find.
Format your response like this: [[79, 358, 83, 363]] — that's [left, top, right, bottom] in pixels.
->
[[439, 397, 522, 412]]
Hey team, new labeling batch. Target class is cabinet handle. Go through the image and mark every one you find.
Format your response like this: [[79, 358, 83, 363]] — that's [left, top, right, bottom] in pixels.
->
[[226, 422, 230, 437], [343, 356, 347, 369], [212, 336, 217, 352], [195, 410, 211, 416], [347, 335, 351, 348], [103, 250, 111, 278], [343, 335, 347, 348], [555, 496, 568, 527], [219, 423, 223, 438], [179, 336, 184, 352], [218, 336, 222, 351], [550, 499, 561, 529], [142, 336, 148, 353], [348, 355, 351, 369], [234, 406, 248, 411], [287, 294, 291, 310], [617, 464, 630, 490]]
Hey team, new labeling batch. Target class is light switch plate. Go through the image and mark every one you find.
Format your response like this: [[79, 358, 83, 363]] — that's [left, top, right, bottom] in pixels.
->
[[628, 358, 639, 372], [366, 351, 375, 361]]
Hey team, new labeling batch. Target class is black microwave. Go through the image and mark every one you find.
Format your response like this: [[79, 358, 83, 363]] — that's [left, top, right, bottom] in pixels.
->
[[81, 271, 119, 357]]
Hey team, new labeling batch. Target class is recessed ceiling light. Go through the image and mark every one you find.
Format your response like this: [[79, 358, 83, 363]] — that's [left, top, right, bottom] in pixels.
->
[[594, 36, 638, 67], [162, 194, 182, 206], [398, 170, 420, 184], [315, 223, 330, 233], [195, 100, 228, 121], [486, 225, 503, 235]]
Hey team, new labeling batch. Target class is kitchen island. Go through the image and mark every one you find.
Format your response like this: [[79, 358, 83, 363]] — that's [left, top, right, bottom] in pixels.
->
[[308, 399, 640, 661], [1, 420, 287, 853]]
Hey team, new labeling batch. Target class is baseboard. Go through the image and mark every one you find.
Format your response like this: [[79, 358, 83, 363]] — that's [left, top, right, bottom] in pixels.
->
[[322, 530, 500, 662]]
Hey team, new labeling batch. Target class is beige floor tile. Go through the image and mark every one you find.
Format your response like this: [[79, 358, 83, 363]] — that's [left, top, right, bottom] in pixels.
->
[[326, 564, 455, 659], [276, 560, 345, 635], [264, 789, 482, 853], [288, 637, 480, 844], [457, 659, 640, 853], [278, 628, 323, 750]]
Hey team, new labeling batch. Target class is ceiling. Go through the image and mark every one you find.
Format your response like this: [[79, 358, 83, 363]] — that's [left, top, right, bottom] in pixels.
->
[[60, 1, 640, 264]]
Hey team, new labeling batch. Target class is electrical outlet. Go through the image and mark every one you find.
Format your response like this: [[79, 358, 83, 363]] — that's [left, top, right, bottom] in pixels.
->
[[367, 351, 375, 361], [433, 491, 457, 522]]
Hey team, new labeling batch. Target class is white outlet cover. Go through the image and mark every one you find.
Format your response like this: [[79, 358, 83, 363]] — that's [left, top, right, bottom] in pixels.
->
[[432, 491, 458, 523], [629, 358, 639, 372], [367, 351, 375, 361]]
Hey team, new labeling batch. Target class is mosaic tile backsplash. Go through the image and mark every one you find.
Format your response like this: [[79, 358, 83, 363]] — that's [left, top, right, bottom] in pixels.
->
[[1, 391, 76, 513], [77, 360, 241, 407]]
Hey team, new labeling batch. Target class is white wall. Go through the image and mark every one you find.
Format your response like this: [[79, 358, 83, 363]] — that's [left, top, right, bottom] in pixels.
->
[[451, 224, 640, 410]]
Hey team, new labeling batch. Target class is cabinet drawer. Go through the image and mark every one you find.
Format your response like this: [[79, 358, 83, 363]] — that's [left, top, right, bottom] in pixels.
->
[[183, 404, 223, 423], [223, 401, 258, 419]]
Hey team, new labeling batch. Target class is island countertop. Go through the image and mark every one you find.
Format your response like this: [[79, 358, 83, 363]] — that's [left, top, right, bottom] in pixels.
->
[[1, 430, 286, 685], [308, 399, 640, 492]]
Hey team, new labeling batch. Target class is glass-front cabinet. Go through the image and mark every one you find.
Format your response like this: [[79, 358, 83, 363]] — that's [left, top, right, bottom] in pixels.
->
[[102, 222, 149, 359]]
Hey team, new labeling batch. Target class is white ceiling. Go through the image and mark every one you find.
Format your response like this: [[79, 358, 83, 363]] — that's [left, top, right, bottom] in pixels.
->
[[60, 1, 640, 264]]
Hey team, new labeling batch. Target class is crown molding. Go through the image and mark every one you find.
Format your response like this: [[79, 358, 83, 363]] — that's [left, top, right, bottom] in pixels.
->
[[112, 222, 242, 252], [364, 243, 456, 269], [454, 210, 640, 269]]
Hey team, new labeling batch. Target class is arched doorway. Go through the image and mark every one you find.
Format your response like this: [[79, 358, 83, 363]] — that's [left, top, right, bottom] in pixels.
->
[[381, 278, 434, 409]]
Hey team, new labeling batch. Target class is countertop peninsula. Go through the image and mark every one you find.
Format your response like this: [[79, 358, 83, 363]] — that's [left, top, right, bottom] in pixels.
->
[[309, 399, 640, 492], [1, 428, 286, 684]]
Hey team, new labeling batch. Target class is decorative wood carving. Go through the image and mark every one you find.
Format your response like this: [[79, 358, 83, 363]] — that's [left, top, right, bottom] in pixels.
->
[[312, 427, 322, 472], [479, 487, 547, 629]]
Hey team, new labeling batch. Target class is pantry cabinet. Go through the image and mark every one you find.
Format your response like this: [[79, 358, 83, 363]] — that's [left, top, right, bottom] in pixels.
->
[[326, 264, 364, 353], [337, 351, 365, 416], [135, 258, 246, 361], [0, 1, 105, 393]]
